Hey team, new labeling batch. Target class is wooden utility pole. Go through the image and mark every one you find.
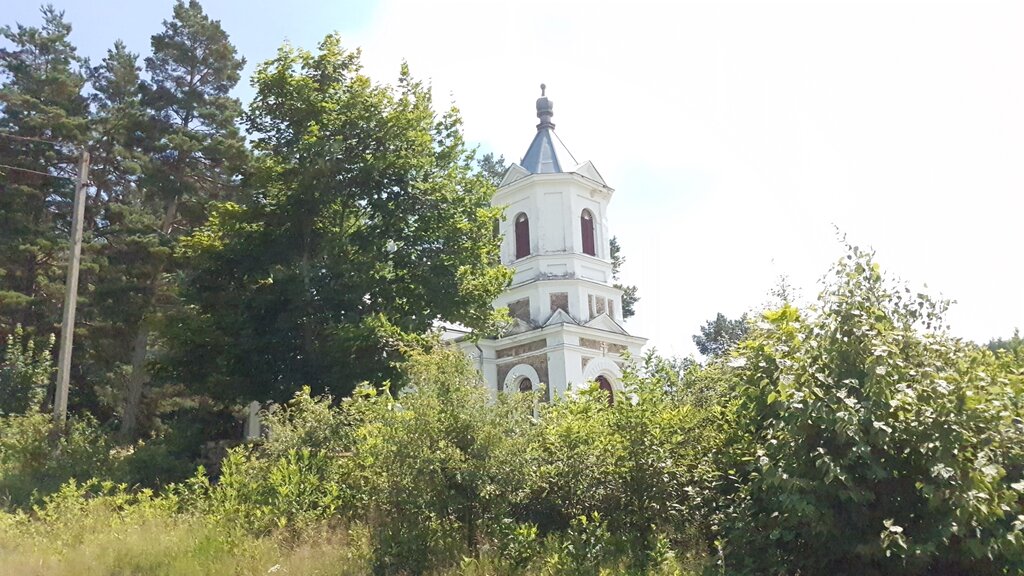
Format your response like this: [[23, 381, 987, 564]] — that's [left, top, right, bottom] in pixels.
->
[[53, 149, 90, 426]]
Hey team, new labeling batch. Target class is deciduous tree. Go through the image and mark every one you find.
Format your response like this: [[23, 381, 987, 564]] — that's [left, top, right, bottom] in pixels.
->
[[718, 246, 1024, 574], [161, 36, 510, 404]]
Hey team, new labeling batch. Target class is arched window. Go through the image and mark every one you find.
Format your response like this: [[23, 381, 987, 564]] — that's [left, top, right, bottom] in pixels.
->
[[519, 378, 533, 393], [581, 209, 596, 256], [515, 213, 531, 259], [596, 375, 613, 405]]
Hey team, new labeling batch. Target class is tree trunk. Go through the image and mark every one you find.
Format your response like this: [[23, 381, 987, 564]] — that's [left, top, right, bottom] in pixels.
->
[[120, 195, 177, 440], [120, 327, 148, 440], [300, 220, 314, 358]]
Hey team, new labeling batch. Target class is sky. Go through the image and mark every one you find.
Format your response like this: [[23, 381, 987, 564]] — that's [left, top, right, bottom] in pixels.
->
[[6, 0, 1023, 357]]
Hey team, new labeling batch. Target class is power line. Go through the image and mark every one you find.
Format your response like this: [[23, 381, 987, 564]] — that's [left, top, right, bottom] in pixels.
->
[[0, 132, 65, 146], [0, 163, 70, 179]]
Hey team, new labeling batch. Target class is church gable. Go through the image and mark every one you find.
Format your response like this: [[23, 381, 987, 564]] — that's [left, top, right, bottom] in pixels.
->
[[500, 163, 531, 187], [583, 313, 628, 335], [573, 161, 606, 186], [544, 307, 578, 327], [503, 317, 536, 336]]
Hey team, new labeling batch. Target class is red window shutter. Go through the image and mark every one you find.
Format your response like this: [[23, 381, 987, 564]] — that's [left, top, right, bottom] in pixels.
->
[[581, 211, 596, 256], [515, 214, 530, 259]]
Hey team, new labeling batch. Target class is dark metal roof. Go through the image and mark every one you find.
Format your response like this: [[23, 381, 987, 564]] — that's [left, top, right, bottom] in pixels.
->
[[520, 84, 577, 174]]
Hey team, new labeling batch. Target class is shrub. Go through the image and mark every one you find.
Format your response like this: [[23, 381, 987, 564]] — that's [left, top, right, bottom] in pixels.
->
[[0, 410, 113, 508], [351, 343, 536, 574], [0, 325, 53, 416], [519, 353, 722, 571], [195, 388, 357, 536], [109, 437, 197, 489], [206, 446, 348, 536], [718, 245, 1024, 575]]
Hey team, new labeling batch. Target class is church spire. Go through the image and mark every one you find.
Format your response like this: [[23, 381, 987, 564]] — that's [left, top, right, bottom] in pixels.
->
[[521, 83, 575, 174]]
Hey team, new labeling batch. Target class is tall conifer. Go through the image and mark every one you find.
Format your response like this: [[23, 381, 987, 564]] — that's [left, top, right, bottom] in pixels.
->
[[0, 6, 89, 343], [119, 0, 246, 438], [75, 41, 158, 421]]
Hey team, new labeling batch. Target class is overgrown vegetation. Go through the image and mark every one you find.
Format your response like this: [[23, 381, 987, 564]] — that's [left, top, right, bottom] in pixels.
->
[[716, 246, 1024, 574], [1, 3, 1022, 574], [2, 245, 1022, 574], [0, 1, 510, 456]]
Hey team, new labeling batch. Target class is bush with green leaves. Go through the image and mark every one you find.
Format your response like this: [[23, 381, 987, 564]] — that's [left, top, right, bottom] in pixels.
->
[[180, 386, 359, 537], [0, 410, 114, 509], [519, 354, 722, 572], [718, 245, 1024, 575], [350, 344, 536, 574], [0, 325, 53, 416]]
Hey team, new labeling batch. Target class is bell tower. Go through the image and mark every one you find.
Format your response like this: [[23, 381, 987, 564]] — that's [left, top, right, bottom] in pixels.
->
[[461, 85, 646, 400]]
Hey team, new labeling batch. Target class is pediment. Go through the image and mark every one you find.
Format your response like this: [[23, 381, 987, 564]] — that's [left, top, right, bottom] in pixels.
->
[[543, 308, 579, 327], [499, 164, 531, 187], [583, 313, 628, 335], [502, 317, 537, 336], [572, 161, 606, 185]]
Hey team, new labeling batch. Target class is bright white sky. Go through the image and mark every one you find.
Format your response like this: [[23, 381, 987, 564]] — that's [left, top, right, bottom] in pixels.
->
[[9, 0, 1023, 357], [349, 0, 1024, 356]]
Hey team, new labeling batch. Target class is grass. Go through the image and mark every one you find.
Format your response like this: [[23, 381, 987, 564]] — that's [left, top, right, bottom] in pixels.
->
[[0, 499, 371, 576], [0, 505, 707, 575]]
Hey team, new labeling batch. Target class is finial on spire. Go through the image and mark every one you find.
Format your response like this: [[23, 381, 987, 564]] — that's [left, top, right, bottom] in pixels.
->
[[535, 83, 554, 130]]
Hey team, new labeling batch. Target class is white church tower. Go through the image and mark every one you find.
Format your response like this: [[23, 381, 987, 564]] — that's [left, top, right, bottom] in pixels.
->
[[459, 85, 646, 400]]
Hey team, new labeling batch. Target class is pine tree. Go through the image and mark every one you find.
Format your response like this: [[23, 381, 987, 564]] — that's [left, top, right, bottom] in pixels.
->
[[74, 41, 161, 422], [118, 0, 247, 438], [610, 236, 639, 319], [0, 5, 89, 344]]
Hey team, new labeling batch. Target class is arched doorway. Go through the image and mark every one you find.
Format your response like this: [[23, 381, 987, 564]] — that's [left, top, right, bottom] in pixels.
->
[[519, 377, 533, 393], [596, 375, 613, 405]]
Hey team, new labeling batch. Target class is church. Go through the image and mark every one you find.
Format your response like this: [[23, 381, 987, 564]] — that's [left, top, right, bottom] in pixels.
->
[[455, 86, 647, 401]]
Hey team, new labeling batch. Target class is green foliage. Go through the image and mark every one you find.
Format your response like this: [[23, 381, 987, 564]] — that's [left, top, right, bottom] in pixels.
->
[[196, 388, 355, 536], [0, 324, 53, 415], [540, 513, 616, 575], [111, 0, 249, 439], [141, 0, 247, 218], [205, 447, 347, 536], [161, 36, 510, 404], [0, 5, 89, 342], [352, 344, 532, 573], [524, 353, 722, 571], [692, 312, 749, 358], [988, 328, 1023, 355], [0, 478, 371, 575], [77, 38, 163, 430], [476, 151, 507, 187], [0, 410, 113, 508], [173, 343, 714, 574], [718, 245, 1024, 575], [610, 236, 640, 319]]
